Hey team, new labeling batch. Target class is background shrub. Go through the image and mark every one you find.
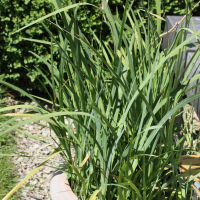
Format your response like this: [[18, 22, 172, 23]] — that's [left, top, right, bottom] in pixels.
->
[[0, 0, 55, 94], [0, 0, 199, 95]]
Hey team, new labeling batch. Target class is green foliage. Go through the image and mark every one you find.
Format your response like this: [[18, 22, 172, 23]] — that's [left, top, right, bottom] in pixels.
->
[[0, 134, 18, 199], [1, 0, 200, 95], [1, 0, 200, 199], [0, 0, 56, 93], [0, 93, 18, 199]]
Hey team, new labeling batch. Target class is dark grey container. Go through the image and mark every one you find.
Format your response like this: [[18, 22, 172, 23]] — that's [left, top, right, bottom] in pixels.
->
[[163, 16, 200, 117], [163, 16, 200, 51], [185, 52, 200, 117]]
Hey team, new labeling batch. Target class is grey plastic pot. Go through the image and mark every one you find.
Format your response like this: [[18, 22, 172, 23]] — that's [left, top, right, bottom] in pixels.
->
[[50, 165, 78, 200]]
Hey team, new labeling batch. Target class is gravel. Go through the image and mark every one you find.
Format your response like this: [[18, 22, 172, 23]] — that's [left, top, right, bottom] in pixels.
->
[[4, 99, 74, 200]]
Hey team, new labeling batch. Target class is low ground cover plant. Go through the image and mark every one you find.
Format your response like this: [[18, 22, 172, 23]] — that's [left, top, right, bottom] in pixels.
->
[[0, 131, 18, 200], [0, 85, 18, 199], [1, 0, 200, 199]]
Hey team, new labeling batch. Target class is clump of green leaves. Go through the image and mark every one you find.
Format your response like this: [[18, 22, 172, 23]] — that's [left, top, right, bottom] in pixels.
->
[[1, 0, 200, 199]]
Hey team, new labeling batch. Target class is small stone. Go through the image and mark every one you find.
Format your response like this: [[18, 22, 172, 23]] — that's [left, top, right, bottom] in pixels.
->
[[30, 179, 38, 185], [42, 151, 50, 155], [28, 126, 34, 131], [44, 105, 47, 109], [42, 131, 49, 137], [32, 144, 40, 149], [30, 101, 38, 106], [17, 157, 23, 162]]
